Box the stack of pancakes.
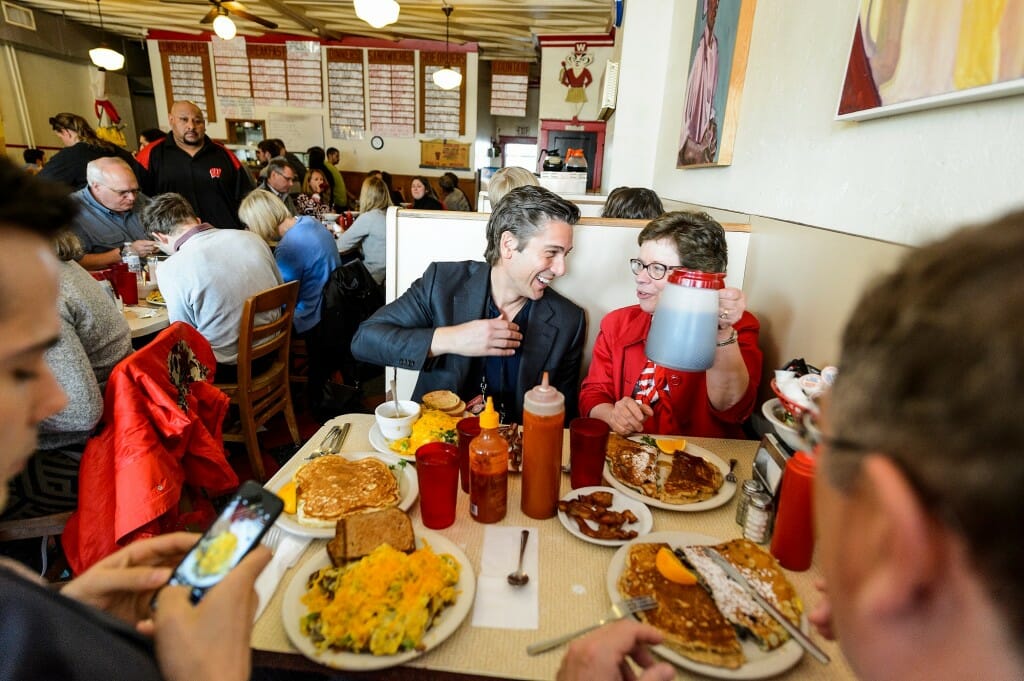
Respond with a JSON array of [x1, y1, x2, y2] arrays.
[[293, 455, 400, 527], [422, 390, 467, 417], [606, 433, 723, 504], [618, 538, 803, 669]]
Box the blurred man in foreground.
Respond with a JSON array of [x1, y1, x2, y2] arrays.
[[808, 210, 1024, 679], [0, 157, 268, 680]]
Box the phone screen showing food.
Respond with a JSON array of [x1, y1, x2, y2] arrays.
[[167, 480, 283, 603]]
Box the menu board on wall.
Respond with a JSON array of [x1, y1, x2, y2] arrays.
[[420, 52, 466, 137], [248, 44, 287, 106], [159, 41, 217, 122], [212, 35, 251, 99], [286, 41, 323, 108], [490, 61, 529, 117], [327, 48, 366, 138], [368, 50, 415, 138]]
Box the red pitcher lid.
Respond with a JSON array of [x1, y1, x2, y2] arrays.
[[666, 268, 725, 289]]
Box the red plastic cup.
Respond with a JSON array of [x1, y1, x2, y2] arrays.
[[415, 442, 460, 529], [569, 417, 610, 489], [456, 416, 481, 493], [117, 270, 139, 305]]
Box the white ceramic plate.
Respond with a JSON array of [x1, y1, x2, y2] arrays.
[[606, 531, 804, 680], [556, 485, 653, 547], [368, 422, 418, 460], [282, 532, 475, 671], [603, 437, 736, 512], [264, 446, 418, 539]]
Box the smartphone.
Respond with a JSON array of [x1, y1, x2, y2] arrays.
[[163, 480, 283, 604]]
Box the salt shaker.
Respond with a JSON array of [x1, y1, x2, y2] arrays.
[[735, 478, 765, 527], [743, 492, 774, 544]]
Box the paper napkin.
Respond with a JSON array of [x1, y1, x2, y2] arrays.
[[471, 525, 539, 630], [254, 533, 311, 622]]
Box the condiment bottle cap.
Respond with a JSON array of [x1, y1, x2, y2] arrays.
[[479, 396, 500, 429], [523, 371, 564, 416]]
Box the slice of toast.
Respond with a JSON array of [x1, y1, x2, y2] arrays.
[[618, 542, 744, 669], [327, 507, 415, 566], [681, 538, 803, 651]]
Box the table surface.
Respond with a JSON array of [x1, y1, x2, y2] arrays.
[[252, 414, 854, 680], [123, 301, 169, 339]]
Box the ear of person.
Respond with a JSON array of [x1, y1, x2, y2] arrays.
[[853, 455, 943, 620], [500, 231, 518, 258]]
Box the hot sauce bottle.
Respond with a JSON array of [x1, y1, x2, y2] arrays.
[[469, 397, 509, 523], [521, 371, 565, 519]]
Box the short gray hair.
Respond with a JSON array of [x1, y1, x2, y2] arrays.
[[483, 185, 579, 265], [143, 193, 197, 236]]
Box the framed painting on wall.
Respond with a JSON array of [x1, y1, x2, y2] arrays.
[[676, 0, 757, 168], [837, 0, 1024, 121]]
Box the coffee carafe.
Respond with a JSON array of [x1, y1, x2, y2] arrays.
[[539, 148, 563, 172]]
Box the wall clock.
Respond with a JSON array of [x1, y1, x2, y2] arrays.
[[370, 135, 384, 150]]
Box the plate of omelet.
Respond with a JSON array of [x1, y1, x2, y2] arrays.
[[282, 530, 475, 670]]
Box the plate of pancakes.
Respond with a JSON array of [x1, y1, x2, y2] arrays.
[[265, 432, 418, 539], [607, 531, 806, 679], [602, 434, 736, 511]]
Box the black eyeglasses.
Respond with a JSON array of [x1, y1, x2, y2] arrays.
[[629, 258, 683, 280], [98, 183, 141, 197]]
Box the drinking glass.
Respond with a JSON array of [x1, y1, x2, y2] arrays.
[[415, 442, 459, 529], [569, 417, 610, 489]]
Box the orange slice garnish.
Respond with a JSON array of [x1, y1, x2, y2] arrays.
[[655, 546, 697, 584], [277, 481, 297, 515], [655, 438, 686, 454]]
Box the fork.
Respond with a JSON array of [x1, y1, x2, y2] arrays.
[[261, 524, 284, 551], [726, 458, 738, 483], [526, 595, 657, 655], [305, 425, 341, 460]]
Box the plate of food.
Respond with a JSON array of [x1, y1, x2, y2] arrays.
[[264, 446, 418, 539], [369, 407, 460, 461], [603, 434, 735, 511], [557, 486, 653, 547], [282, 512, 475, 671], [145, 289, 166, 306], [607, 531, 805, 679]]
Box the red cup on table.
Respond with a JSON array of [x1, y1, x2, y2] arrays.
[[569, 417, 610, 489], [415, 442, 460, 529], [456, 416, 480, 493], [116, 270, 139, 305]]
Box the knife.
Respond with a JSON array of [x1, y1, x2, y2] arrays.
[[333, 422, 351, 453], [704, 548, 830, 665]]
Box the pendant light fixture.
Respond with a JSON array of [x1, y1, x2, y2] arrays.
[[354, 0, 400, 29], [432, 4, 462, 91], [88, 0, 125, 71], [213, 10, 237, 40]]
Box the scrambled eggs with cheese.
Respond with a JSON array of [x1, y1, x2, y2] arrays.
[[300, 542, 460, 656], [389, 409, 458, 456], [194, 531, 238, 577]]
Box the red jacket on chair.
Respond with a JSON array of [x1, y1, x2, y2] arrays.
[[63, 322, 239, 574]]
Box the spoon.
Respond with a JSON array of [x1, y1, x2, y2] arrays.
[[507, 529, 530, 587], [390, 377, 403, 417]]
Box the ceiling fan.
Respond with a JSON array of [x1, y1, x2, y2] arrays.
[[157, 0, 279, 30]]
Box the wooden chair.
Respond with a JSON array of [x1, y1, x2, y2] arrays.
[[0, 511, 73, 581], [215, 281, 301, 482]]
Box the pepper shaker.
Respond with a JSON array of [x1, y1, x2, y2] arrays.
[[735, 478, 765, 527]]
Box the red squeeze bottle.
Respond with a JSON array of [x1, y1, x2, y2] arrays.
[[469, 397, 509, 523], [521, 371, 565, 519], [769, 449, 816, 571]]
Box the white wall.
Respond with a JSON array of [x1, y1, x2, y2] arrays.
[[610, 0, 1024, 247], [147, 40, 478, 178]]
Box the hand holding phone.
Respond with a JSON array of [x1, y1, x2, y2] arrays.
[[162, 480, 283, 604]]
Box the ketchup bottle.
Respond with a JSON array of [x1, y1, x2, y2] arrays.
[[521, 371, 565, 519], [769, 449, 817, 570], [469, 397, 508, 523]]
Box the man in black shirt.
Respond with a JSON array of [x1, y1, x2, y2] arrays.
[[136, 101, 253, 229]]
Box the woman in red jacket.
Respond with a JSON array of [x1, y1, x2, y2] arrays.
[[578, 211, 761, 438]]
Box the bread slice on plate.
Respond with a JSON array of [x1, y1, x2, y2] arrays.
[[618, 542, 744, 669], [327, 507, 415, 565], [422, 390, 460, 412], [680, 538, 803, 651]]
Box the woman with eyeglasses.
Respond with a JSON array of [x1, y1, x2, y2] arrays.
[[579, 211, 761, 438]]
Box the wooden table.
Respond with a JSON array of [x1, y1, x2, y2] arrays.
[[251, 414, 854, 680], [123, 302, 169, 339]]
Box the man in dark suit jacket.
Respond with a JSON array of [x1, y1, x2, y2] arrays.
[[352, 185, 586, 422]]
